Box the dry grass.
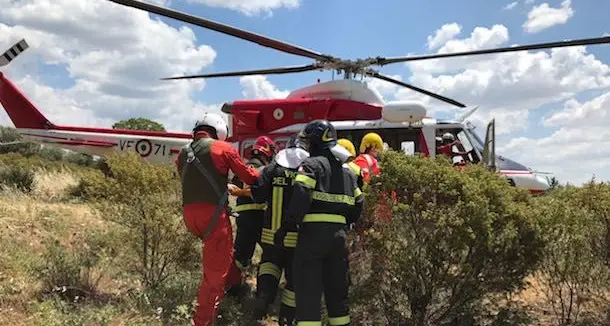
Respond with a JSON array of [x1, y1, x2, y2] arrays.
[[1, 167, 607, 326], [30, 168, 81, 202], [0, 168, 112, 324]]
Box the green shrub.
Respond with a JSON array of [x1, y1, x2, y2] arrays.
[[37, 232, 111, 302], [534, 181, 610, 325], [350, 151, 544, 325], [78, 152, 200, 289], [0, 165, 35, 192]]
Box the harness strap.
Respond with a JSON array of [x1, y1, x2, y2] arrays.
[[363, 154, 374, 173], [182, 140, 229, 239]]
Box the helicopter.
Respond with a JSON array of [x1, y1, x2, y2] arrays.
[[1, 0, 609, 193]]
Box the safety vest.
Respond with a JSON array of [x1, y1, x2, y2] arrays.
[[346, 161, 364, 189], [261, 162, 299, 248], [234, 157, 267, 213], [295, 156, 362, 225], [176, 138, 227, 205]]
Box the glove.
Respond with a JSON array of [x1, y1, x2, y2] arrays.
[[274, 222, 297, 247], [274, 226, 288, 247]]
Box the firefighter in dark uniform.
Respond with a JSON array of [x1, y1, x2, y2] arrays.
[[225, 136, 277, 296], [275, 120, 364, 326], [249, 134, 310, 325]]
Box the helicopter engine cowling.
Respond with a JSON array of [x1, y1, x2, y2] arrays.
[[381, 101, 427, 123]]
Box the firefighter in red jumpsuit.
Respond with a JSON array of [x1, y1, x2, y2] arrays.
[[176, 112, 260, 326], [353, 132, 382, 183], [437, 132, 470, 166]]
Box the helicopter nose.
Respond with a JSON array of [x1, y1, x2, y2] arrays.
[[533, 173, 551, 191]]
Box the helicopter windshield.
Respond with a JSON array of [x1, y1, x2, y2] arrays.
[[464, 125, 485, 152], [464, 123, 530, 171]]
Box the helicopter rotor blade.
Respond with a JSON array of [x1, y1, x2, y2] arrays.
[[105, 0, 333, 62], [161, 64, 321, 80], [376, 36, 610, 66], [368, 71, 467, 108]]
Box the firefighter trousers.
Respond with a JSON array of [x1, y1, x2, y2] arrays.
[[226, 211, 264, 290], [255, 243, 296, 324], [234, 211, 264, 268], [182, 203, 234, 326], [293, 223, 351, 326]]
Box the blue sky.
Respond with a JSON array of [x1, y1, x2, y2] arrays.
[[170, 0, 609, 104], [0, 0, 609, 184]]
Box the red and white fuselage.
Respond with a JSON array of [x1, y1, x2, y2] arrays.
[[0, 72, 549, 193]]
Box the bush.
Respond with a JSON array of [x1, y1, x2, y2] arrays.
[[350, 151, 544, 325], [37, 231, 113, 302], [534, 181, 610, 325], [0, 165, 35, 192], [1, 126, 101, 169], [77, 152, 200, 289]]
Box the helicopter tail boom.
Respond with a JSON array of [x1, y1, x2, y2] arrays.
[[0, 72, 56, 130]]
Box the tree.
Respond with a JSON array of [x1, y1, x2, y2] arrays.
[[547, 176, 561, 190], [534, 182, 610, 325], [350, 151, 544, 325], [112, 118, 166, 132]]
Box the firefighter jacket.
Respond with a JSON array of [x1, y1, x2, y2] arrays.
[[232, 157, 267, 214], [285, 153, 364, 227], [251, 161, 300, 248], [177, 137, 258, 205], [346, 161, 364, 190]]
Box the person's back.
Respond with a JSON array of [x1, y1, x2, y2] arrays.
[[337, 138, 364, 190], [276, 120, 363, 326], [249, 135, 308, 325], [353, 132, 383, 183], [176, 112, 260, 326], [226, 136, 276, 297]]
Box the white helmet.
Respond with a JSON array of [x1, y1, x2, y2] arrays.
[[442, 132, 455, 142], [193, 112, 228, 141]]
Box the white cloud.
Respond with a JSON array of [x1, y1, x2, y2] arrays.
[[427, 23, 462, 50], [384, 22, 610, 184], [363, 74, 403, 102], [542, 91, 610, 128], [523, 0, 574, 33], [0, 0, 222, 132], [185, 0, 300, 16], [394, 23, 609, 136], [239, 75, 290, 99], [499, 91, 610, 184], [503, 1, 518, 10]]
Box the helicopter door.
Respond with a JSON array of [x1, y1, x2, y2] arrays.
[[482, 119, 496, 171]]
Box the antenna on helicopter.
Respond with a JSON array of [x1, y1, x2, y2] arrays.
[[457, 106, 479, 122], [0, 39, 29, 68]]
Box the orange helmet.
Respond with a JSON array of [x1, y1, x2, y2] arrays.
[[252, 136, 276, 159]]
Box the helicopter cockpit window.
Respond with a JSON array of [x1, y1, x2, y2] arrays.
[[436, 128, 479, 164], [240, 136, 290, 159], [401, 141, 415, 156], [336, 128, 422, 155]]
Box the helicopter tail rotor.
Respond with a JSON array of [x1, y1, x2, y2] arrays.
[[0, 39, 29, 68]]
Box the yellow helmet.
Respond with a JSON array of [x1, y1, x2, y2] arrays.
[[337, 138, 356, 157], [360, 132, 383, 153]]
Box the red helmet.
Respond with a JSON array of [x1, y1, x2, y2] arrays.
[[252, 136, 276, 159]]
